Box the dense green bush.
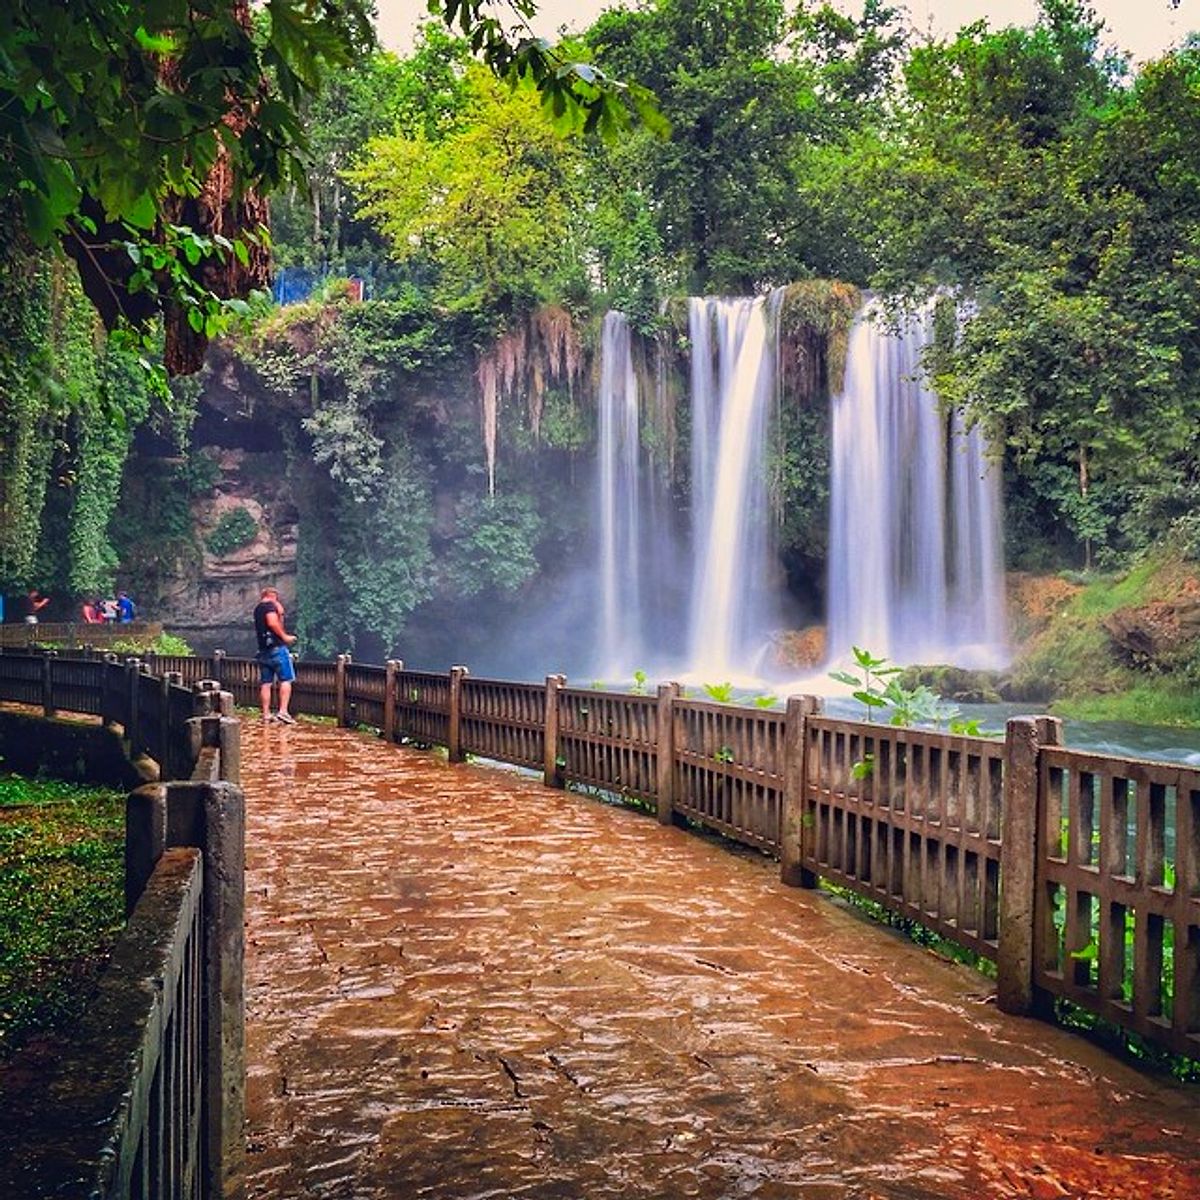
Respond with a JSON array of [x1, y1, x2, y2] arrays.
[[205, 507, 258, 557]]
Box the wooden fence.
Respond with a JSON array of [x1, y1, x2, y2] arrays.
[[0, 650, 244, 1200], [4, 647, 1196, 1066]]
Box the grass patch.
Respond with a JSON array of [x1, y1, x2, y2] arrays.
[[0, 774, 125, 1060], [1070, 557, 1167, 619], [1052, 684, 1200, 728]]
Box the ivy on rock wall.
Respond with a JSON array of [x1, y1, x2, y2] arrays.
[[0, 243, 56, 586], [0, 236, 158, 597], [221, 288, 597, 661]]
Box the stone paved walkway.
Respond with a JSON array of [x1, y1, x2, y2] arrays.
[[241, 719, 1200, 1199]]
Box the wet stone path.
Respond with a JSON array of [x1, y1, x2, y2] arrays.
[[241, 720, 1200, 1199]]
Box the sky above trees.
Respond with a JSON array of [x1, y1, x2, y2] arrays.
[[376, 0, 1196, 63]]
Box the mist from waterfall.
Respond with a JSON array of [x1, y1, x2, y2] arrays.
[[826, 303, 1008, 669]]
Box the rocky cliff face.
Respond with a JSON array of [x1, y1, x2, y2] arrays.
[[153, 447, 298, 653]]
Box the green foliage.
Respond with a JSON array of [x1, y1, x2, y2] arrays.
[[68, 341, 155, 594], [0, 779, 124, 1059], [0, 247, 58, 588], [703, 682, 736, 703], [0, 243, 160, 596], [294, 439, 436, 656], [831, 646, 971, 728], [443, 494, 542, 599], [205, 508, 259, 558], [836, 5, 1200, 568], [537, 389, 591, 453], [829, 645, 901, 722], [106, 632, 194, 656], [347, 65, 587, 317], [1, 0, 374, 357]]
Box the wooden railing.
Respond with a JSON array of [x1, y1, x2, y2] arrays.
[[802, 718, 1007, 962], [0, 650, 244, 1200], [5, 646, 1195, 1067], [1034, 740, 1200, 1059]]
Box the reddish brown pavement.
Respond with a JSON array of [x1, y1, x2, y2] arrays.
[[241, 719, 1200, 1200]]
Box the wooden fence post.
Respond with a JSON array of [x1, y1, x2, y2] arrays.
[[160, 670, 181, 775], [655, 682, 681, 825], [781, 695, 821, 887], [997, 714, 1063, 1015], [100, 652, 119, 727], [41, 650, 56, 718], [384, 659, 401, 743], [543, 673, 566, 787], [125, 657, 142, 754], [448, 665, 468, 762], [335, 653, 350, 727]]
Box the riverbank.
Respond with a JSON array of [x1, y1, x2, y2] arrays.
[[1006, 551, 1200, 728]]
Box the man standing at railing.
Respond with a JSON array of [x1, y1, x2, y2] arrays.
[[254, 585, 298, 723]]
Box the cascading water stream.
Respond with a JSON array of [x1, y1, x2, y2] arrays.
[[597, 312, 643, 671], [686, 295, 780, 679], [594, 294, 1005, 683], [826, 303, 1008, 668]]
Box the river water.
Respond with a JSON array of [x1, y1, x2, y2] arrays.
[[818, 696, 1200, 766]]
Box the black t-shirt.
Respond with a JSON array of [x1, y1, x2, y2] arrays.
[[254, 600, 282, 652]]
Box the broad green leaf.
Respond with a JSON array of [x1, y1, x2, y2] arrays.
[[125, 191, 157, 230]]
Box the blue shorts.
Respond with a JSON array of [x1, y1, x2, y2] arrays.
[[257, 646, 295, 684]]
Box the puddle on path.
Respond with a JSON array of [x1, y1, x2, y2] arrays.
[[242, 720, 1200, 1199]]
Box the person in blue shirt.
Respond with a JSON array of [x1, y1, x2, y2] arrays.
[[116, 591, 136, 622]]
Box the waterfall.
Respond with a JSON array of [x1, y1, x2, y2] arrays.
[[594, 297, 784, 681], [686, 295, 780, 678], [597, 312, 643, 670], [826, 303, 1008, 669]]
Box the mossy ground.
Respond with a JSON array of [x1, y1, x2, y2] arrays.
[[0, 775, 124, 1060], [1009, 551, 1200, 728]]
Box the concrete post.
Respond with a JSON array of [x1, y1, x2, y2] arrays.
[[193, 681, 220, 716], [218, 716, 241, 785], [335, 654, 350, 727], [997, 714, 1063, 1015], [543, 674, 566, 787], [447, 665, 468, 763], [124, 783, 166, 916], [41, 650, 56, 718], [781, 695, 822, 887], [383, 660, 401, 743], [212, 649, 226, 690], [165, 780, 245, 1200], [655, 682, 681, 825]]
